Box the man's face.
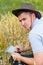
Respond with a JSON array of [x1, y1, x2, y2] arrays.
[[18, 12, 32, 30]]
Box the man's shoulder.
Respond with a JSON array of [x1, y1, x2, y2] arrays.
[[39, 17, 43, 23], [29, 17, 43, 35], [41, 17, 43, 20]]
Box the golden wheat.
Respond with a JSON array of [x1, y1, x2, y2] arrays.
[[0, 12, 30, 65]]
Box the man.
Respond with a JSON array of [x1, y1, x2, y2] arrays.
[[11, 3, 43, 65]]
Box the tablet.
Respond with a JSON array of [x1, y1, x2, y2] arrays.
[[5, 45, 17, 53]]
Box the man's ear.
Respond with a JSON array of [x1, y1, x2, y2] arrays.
[[32, 13, 36, 20], [31, 13, 36, 22], [32, 13, 36, 18]]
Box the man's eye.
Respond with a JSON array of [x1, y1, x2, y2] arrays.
[[23, 18, 26, 20], [19, 18, 26, 22], [19, 20, 22, 22]]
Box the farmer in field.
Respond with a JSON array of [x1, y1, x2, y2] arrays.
[[11, 3, 43, 65]]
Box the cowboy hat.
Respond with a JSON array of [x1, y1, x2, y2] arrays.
[[12, 3, 41, 19]]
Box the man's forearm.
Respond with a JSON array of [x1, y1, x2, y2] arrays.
[[20, 56, 34, 65]]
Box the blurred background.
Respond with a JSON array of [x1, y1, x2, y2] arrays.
[[0, 0, 43, 14], [0, 0, 43, 65]]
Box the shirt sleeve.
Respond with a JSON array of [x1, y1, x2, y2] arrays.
[[29, 33, 43, 53]]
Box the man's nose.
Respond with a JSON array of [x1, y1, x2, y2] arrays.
[[21, 21, 24, 25]]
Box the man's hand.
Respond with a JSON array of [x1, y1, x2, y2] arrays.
[[11, 52, 22, 61], [15, 44, 31, 53], [11, 52, 34, 65], [15, 45, 24, 53]]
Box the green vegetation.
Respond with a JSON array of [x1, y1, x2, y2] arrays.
[[0, 0, 43, 14]]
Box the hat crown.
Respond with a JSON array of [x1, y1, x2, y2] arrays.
[[20, 3, 35, 11]]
